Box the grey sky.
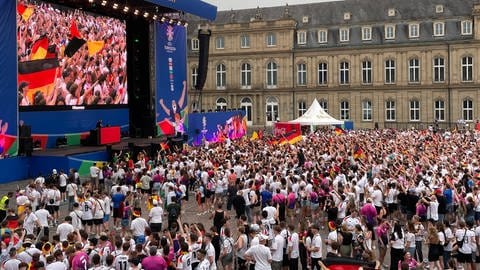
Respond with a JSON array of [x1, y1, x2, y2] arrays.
[[203, 0, 341, 11]]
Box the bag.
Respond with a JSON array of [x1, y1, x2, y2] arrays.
[[456, 230, 467, 249]]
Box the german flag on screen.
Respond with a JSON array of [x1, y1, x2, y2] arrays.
[[17, 3, 34, 21], [64, 37, 86, 57], [18, 58, 59, 104], [30, 36, 48, 60]]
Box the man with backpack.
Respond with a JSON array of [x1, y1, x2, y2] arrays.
[[166, 197, 181, 230]]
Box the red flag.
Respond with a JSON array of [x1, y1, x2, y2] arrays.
[[70, 19, 82, 39], [157, 120, 175, 136]]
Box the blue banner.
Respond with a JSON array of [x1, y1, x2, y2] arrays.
[[187, 111, 247, 146], [0, 0, 18, 156], [155, 22, 188, 136]]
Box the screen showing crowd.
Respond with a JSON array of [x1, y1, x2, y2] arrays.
[[17, 1, 127, 107]]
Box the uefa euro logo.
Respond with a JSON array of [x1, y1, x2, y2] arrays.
[[166, 25, 174, 42]]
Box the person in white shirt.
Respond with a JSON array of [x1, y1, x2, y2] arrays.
[[91, 193, 105, 235], [309, 224, 322, 270], [390, 223, 405, 270], [58, 171, 68, 202], [455, 221, 476, 269], [66, 180, 77, 211], [270, 225, 285, 270], [196, 249, 210, 270], [102, 192, 111, 232], [89, 163, 101, 189], [3, 248, 21, 270], [81, 195, 94, 234], [34, 203, 52, 239], [244, 234, 272, 270], [56, 216, 74, 242], [46, 249, 68, 270], [148, 200, 163, 233], [203, 233, 217, 270], [423, 195, 439, 222], [130, 213, 148, 245], [22, 205, 40, 235], [69, 203, 83, 230], [287, 224, 299, 270]]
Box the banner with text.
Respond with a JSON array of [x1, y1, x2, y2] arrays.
[[155, 22, 188, 136]]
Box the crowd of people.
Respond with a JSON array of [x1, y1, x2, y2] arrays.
[[17, 1, 127, 106], [2, 127, 480, 270]]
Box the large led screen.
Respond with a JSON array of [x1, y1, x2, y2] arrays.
[[17, 1, 127, 109]]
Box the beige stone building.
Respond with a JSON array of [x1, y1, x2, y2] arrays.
[[186, 0, 480, 129]]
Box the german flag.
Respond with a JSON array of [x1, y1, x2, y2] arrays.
[[18, 58, 59, 104], [30, 36, 48, 60], [87, 40, 104, 57], [334, 126, 345, 135], [353, 144, 365, 160], [64, 37, 86, 57], [17, 3, 34, 21]]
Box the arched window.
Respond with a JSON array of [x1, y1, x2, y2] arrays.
[[216, 97, 227, 111], [266, 97, 279, 125]]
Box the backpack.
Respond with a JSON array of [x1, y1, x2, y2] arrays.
[[168, 204, 179, 220]]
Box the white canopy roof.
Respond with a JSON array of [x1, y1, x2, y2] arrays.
[[289, 98, 344, 126]]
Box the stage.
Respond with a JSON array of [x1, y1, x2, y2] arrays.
[[32, 137, 168, 157], [0, 136, 183, 183]]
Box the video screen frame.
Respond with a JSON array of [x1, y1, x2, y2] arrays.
[[17, 1, 128, 110]]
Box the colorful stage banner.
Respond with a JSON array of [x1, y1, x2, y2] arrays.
[[0, 0, 18, 156], [155, 22, 188, 137], [187, 111, 247, 146]]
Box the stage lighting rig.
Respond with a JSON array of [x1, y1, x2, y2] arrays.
[[160, 16, 166, 22], [112, 3, 118, 9], [123, 6, 129, 12], [134, 9, 140, 15], [143, 12, 149, 18], [88, 0, 94, 3], [152, 15, 158, 20], [101, 0, 107, 6], [169, 19, 174, 24]]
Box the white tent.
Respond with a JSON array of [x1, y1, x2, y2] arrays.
[[289, 98, 344, 125]]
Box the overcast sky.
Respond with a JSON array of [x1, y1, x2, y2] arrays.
[[203, 0, 341, 11]]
